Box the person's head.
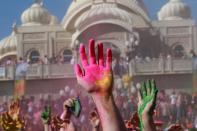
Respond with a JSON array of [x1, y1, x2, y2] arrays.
[[19, 57, 23, 61]]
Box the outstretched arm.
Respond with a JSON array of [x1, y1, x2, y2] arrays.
[[41, 106, 52, 131], [137, 80, 158, 131], [75, 39, 127, 131], [60, 98, 76, 131]]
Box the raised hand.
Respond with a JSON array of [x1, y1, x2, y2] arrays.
[[63, 97, 81, 118], [51, 99, 76, 131], [61, 98, 76, 131], [0, 99, 25, 131], [75, 39, 113, 97], [41, 106, 51, 125], [8, 99, 20, 121], [74, 39, 126, 131], [89, 110, 100, 130], [137, 80, 158, 131]]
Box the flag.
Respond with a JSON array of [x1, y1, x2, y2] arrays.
[[14, 79, 26, 97], [14, 62, 28, 97]]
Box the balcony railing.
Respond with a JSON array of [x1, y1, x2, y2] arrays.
[[0, 64, 75, 81], [131, 58, 193, 75], [0, 58, 194, 81]]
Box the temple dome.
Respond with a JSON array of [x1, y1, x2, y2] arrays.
[[0, 32, 17, 58], [158, 0, 191, 20], [21, 3, 53, 26], [62, 0, 150, 30], [75, 3, 133, 29], [66, 0, 148, 17]]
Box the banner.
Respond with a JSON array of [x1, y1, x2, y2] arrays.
[[14, 62, 28, 97], [14, 79, 26, 97]]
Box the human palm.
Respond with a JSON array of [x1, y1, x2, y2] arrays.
[[41, 106, 51, 124], [75, 39, 113, 96], [90, 111, 100, 128], [8, 100, 20, 121], [137, 80, 158, 130], [1, 99, 25, 131]]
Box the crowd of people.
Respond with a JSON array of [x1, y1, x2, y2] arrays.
[[0, 87, 197, 131], [113, 80, 197, 130], [0, 87, 97, 131], [0, 54, 74, 67], [0, 39, 197, 131]]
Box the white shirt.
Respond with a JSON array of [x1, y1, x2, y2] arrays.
[[170, 94, 177, 105]]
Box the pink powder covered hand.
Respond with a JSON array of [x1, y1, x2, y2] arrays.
[[75, 39, 127, 131], [75, 39, 113, 97]]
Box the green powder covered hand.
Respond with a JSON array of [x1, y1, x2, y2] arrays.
[[41, 106, 51, 124], [137, 80, 158, 131], [69, 97, 81, 118]]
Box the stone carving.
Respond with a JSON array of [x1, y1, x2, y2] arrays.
[[167, 27, 190, 34], [23, 33, 46, 40]]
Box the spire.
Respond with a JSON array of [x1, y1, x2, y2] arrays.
[[12, 22, 17, 34], [33, 0, 43, 4], [170, 0, 182, 2]]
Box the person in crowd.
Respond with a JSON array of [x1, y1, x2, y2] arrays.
[[44, 55, 49, 65], [5, 58, 13, 66], [169, 91, 177, 123], [18, 57, 24, 64]]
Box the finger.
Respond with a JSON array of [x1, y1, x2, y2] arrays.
[[98, 43, 104, 66], [79, 44, 88, 67], [151, 79, 158, 105], [137, 90, 142, 102], [89, 39, 96, 65], [141, 82, 147, 98], [151, 79, 158, 96], [65, 99, 73, 107], [153, 89, 158, 105], [74, 64, 83, 77], [70, 98, 76, 106], [68, 98, 76, 104], [106, 48, 112, 69], [146, 80, 151, 96]]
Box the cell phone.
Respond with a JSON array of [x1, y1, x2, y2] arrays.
[[69, 97, 81, 117]]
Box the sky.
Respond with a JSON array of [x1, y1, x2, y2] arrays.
[[0, 0, 196, 39]]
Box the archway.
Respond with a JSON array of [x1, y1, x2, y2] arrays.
[[172, 44, 185, 58], [28, 50, 40, 63], [62, 49, 73, 63]]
